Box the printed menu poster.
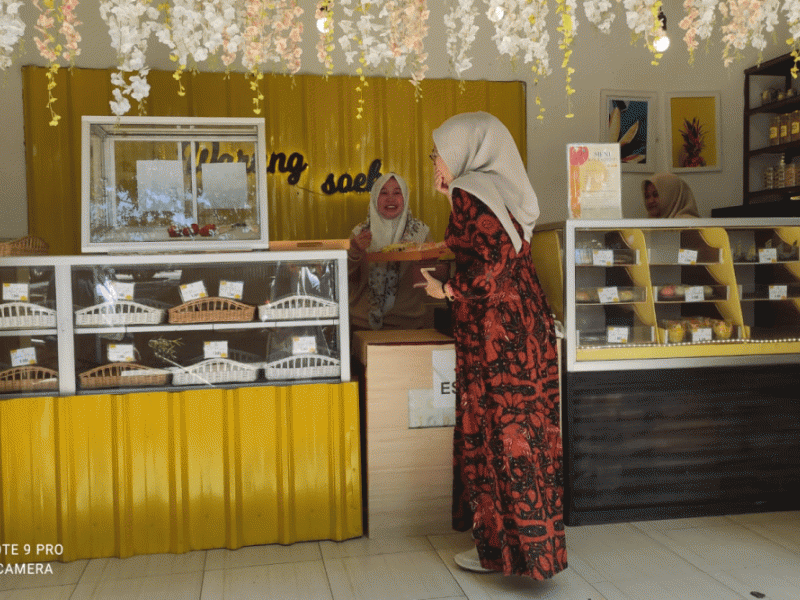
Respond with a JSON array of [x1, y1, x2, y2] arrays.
[[567, 143, 622, 219]]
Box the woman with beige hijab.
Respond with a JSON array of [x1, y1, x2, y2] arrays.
[[643, 173, 700, 218], [421, 112, 567, 579]]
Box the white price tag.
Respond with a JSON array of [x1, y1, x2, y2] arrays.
[[769, 285, 788, 300], [2, 282, 29, 302], [204, 340, 228, 359], [597, 287, 619, 303], [759, 248, 778, 263], [575, 249, 593, 265], [108, 344, 135, 362], [606, 326, 629, 344], [219, 280, 244, 300], [592, 250, 614, 266], [10, 347, 36, 366], [179, 281, 208, 302], [684, 286, 705, 302], [110, 281, 135, 300], [292, 336, 317, 355], [691, 328, 713, 342], [678, 249, 698, 265]]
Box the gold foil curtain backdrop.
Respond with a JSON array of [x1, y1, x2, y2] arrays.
[[22, 66, 525, 254]]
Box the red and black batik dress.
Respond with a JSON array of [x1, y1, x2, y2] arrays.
[[445, 188, 567, 579]]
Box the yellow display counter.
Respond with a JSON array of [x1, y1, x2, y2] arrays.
[[0, 383, 362, 563]]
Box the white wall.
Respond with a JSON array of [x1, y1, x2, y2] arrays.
[[0, 3, 792, 239]]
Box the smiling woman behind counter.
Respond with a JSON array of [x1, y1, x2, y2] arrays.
[[643, 173, 700, 218]]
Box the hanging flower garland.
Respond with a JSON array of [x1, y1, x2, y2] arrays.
[[621, 0, 664, 64], [382, 0, 429, 94], [100, 0, 161, 117], [0, 1, 24, 72], [33, 1, 81, 126], [679, 0, 717, 64], [556, 0, 578, 117], [444, 0, 478, 78], [784, 0, 800, 77], [156, 0, 240, 96], [316, 0, 335, 74], [719, 0, 780, 67], [486, 1, 552, 119], [583, 0, 615, 33]]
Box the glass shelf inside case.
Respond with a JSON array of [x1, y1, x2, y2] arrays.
[[81, 116, 269, 253]]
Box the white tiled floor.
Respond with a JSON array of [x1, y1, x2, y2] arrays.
[[1, 511, 798, 600]]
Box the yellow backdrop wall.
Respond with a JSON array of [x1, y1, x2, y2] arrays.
[[22, 66, 526, 255]]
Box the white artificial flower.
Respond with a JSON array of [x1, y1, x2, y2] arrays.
[[0, 1, 25, 71]]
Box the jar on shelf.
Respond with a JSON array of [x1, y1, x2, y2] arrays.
[[776, 155, 787, 188], [764, 166, 775, 189], [781, 113, 792, 144], [778, 90, 787, 102], [786, 160, 797, 188], [770, 115, 781, 145], [792, 110, 800, 142], [762, 89, 774, 105]]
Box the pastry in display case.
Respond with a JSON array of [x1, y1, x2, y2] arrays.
[[0, 251, 350, 397], [81, 116, 269, 253], [530, 219, 800, 370]]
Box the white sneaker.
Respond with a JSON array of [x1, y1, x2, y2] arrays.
[[454, 547, 492, 573]]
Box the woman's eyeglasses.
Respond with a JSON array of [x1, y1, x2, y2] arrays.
[[429, 149, 439, 163]]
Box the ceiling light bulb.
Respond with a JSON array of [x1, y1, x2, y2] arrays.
[[489, 6, 504, 21], [316, 17, 328, 33], [654, 33, 670, 52]]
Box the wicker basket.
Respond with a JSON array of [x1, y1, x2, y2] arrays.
[[0, 365, 59, 392], [78, 363, 171, 389], [75, 300, 166, 327], [0, 302, 56, 329], [264, 354, 341, 380], [0, 236, 49, 257], [258, 294, 339, 321], [171, 358, 261, 386], [168, 297, 255, 324]]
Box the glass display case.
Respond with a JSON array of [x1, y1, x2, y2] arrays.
[[531, 218, 800, 526], [0, 250, 349, 397], [81, 116, 268, 253], [531, 219, 800, 371]]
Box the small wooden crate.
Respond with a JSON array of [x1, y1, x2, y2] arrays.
[[0, 302, 56, 329], [75, 301, 166, 327], [78, 363, 171, 389], [168, 297, 255, 324], [264, 354, 341, 380], [0, 236, 49, 257], [258, 294, 338, 321], [171, 358, 261, 386], [0, 365, 59, 392]]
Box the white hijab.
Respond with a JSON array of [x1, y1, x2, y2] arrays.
[[432, 111, 539, 253], [367, 173, 411, 251]]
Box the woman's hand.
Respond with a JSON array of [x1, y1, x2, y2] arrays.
[[349, 230, 372, 261], [421, 270, 447, 299]]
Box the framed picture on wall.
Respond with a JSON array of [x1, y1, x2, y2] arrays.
[[599, 90, 657, 173], [666, 92, 722, 173]]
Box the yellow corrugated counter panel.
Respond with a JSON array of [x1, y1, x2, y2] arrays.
[[577, 340, 800, 361], [0, 383, 361, 563]]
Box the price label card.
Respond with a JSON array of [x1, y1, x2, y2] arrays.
[[10, 347, 36, 366], [685, 286, 705, 302], [606, 326, 629, 344], [219, 280, 244, 300], [110, 281, 135, 300], [759, 248, 778, 263], [179, 281, 208, 302], [292, 336, 317, 355], [597, 287, 620, 303], [575, 249, 593, 265], [592, 250, 614, 266], [678, 249, 698, 265], [769, 285, 788, 300], [204, 340, 228, 359], [2, 282, 29, 302], [691, 328, 713, 343], [108, 344, 135, 362]]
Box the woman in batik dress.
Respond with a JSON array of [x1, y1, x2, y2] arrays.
[[421, 112, 567, 579]]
